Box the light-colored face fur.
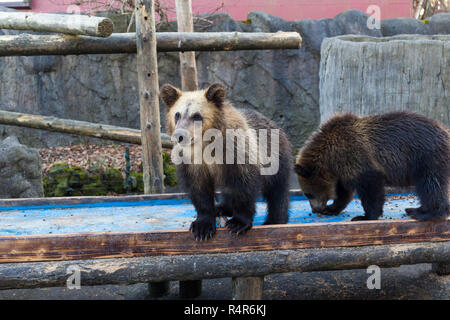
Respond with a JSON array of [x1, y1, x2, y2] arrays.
[[160, 83, 226, 145], [295, 155, 336, 213]]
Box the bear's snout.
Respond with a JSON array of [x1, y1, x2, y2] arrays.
[[172, 128, 192, 146]]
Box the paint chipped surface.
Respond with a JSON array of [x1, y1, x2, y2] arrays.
[[0, 194, 419, 236]]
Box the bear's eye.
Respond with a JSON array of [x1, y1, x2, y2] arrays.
[[192, 112, 203, 122], [304, 193, 315, 199], [175, 112, 181, 123]]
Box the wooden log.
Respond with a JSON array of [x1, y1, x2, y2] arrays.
[[135, 0, 165, 194], [0, 32, 302, 56], [0, 218, 448, 264], [232, 276, 264, 300], [0, 110, 173, 148], [0, 12, 114, 37], [175, 0, 198, 91], [0, 242, 448, 290]]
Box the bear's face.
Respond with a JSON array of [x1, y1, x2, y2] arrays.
[[160, 83, 226, 147], [295, 161, 336, 214]]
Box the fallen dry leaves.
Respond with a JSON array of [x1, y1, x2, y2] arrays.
[[39, 143, 144, 174]]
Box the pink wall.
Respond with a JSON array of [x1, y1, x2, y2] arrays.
[[23, 0, 414, 20]]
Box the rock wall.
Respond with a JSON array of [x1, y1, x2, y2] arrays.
[[0, 9, 448, 148]]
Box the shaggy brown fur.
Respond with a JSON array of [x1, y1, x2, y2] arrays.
[[161, 83, 293, 240], [295, 112, 450, 221]]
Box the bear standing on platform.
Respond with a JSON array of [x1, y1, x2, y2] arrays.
[[161, 83, 293, 240]]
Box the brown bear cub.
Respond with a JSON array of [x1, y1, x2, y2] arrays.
[[295, 111, 449, 221], [160, 83, 293, 240]]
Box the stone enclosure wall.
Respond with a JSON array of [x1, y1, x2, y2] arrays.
[[0, 9, 449, 149]]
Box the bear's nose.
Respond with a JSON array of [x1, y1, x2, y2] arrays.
[[172, 128, 191, 146]]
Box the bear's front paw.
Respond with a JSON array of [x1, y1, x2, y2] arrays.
[[225, 217, 252, 235], [189, 217, 216, 241]]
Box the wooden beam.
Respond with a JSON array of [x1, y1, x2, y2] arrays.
[[0, 242, 448, 290], [232, 276, 264, 300], [0, 12, 114, 37], [135, 0, 165, 194], [0, 32, 302, 56], [175, 0, 198, 91], [0, 110, 173, 148], [0, 218, 448, 264]]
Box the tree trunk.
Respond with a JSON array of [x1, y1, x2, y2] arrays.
[[319, 35, 449, 126]]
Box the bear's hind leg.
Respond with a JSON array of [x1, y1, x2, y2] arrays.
[[407, 169, 449, 221], [263, 182, 289, 225], [352, 169, 385, 221], [225, 192, 257, 235]]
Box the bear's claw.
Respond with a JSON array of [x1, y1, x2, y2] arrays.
[[190, 218, 216, 241]]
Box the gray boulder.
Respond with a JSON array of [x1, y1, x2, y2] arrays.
[[0, 136, 43, 198]]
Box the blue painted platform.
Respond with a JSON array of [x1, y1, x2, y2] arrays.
[[0, 194, 418, 236]]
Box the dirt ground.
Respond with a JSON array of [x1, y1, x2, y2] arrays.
[[0, 264, 448, 300]]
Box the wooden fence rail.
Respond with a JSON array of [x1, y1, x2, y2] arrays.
[[0, 110, 173, 148], [0, 31, 302, 56]]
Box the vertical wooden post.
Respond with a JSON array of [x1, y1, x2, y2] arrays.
[[135, 0, 165, 195], [175, 0, 198, 91], [135, 0, 167, 297], [175, 0, 201, 299], [232, 276, 264, 300]]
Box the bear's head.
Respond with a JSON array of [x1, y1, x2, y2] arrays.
[[160, 83, 226, 147], [294, 156, 336, 214]]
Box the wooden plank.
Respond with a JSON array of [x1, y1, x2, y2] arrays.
[[0, 241, 448, 289], [0, 12, 114, 37], [135, 0, 165, 194], [0, 192, 189, 208], [0, 188, 415, 209], [0, 32, 302, 56], [0, 110, 173, 149], [0, 218, 448, 264]]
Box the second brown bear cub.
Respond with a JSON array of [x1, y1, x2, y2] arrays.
[[295, 111, 449, 221]]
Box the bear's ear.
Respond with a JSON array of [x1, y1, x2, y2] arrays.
[[160, 84, 182, 108], [205, 83, 226, 107], [294, 163, 314, 178]]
